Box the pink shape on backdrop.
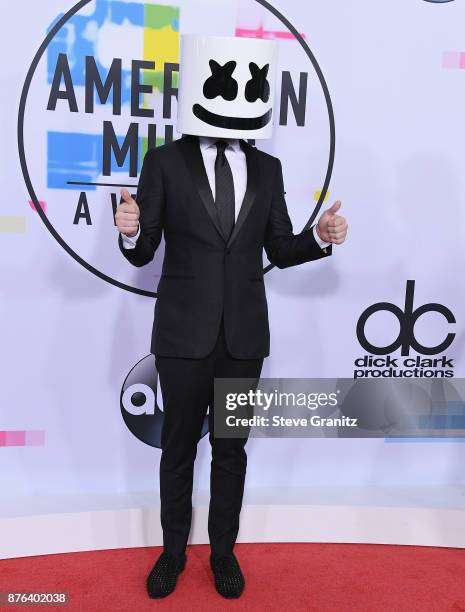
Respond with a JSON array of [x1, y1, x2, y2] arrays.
[[25, 430, 45, 446], [442, 51, 459, 68], [442, 51, 465, 69], [235, 26, 306, 40], [28, 200, 47, 213], [3, 431, 26, 446], [0, 430, 45, 447]]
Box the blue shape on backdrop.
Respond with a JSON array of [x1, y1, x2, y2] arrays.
[[47, 131, 143, 190], [46, 0, 143, 105]]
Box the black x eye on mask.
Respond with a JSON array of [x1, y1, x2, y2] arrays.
[[203, 59, 238, 101], [245, 62, 270, 103]]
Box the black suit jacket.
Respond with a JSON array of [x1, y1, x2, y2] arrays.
[[118, 135, 332, 358]]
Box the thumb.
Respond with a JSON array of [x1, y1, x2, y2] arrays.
[[120, 187, 135, 206], [327, 200, 341, 215]]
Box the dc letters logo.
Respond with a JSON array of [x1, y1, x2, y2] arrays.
[[120, 355, 208, 449], [355, 281, 456, 379]]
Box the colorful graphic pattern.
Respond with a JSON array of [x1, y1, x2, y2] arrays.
[[46, 0, 179, 190]]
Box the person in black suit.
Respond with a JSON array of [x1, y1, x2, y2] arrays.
[[116, 133, 348, 599]]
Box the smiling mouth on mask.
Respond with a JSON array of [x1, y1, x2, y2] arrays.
[[192, 104, 272, 130]]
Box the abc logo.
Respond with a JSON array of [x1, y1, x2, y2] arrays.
[[120, 355, 209, 449], [357, 280, 456, 356]]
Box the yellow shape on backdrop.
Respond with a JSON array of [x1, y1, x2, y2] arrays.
[[144, 24, 179, 73], [313, 190, 330, 202], [0, 216, 26, 233]]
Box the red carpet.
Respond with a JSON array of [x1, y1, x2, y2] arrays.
[[1, 543, 465, 611]]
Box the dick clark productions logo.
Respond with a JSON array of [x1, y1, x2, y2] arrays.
[[355, 281, 456, 379]]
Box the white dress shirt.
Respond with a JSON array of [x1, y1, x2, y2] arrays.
[[121, 136, 330, 250]]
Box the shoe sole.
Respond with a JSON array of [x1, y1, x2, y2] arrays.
[[215, 589, 243, 599]]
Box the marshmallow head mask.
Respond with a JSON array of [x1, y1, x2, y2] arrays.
[[177, 35, 277, 139]]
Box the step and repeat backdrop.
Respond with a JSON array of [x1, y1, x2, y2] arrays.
[[1, 0, 465, 550]]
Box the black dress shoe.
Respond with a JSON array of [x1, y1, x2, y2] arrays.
[[146, 551, 186, 598], [210, 553, 245, 598]]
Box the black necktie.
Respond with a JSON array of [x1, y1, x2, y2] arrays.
[[214, 140, 235, 241]]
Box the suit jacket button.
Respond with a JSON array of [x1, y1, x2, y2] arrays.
[[225, 248, 231, 255]]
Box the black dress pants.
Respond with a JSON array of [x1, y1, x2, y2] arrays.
[[155, 320, 264, 558]]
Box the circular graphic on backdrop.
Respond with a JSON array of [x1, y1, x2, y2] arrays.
[[121, 354, 209, 448], [18, 0, 335, 298]]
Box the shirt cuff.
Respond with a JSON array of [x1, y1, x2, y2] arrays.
[[312, 224, 331, 249], [120, 224, 140, 249]]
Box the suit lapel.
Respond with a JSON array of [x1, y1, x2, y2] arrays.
[[227, 139, 259, 248], [177, 134, 225, 241]]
